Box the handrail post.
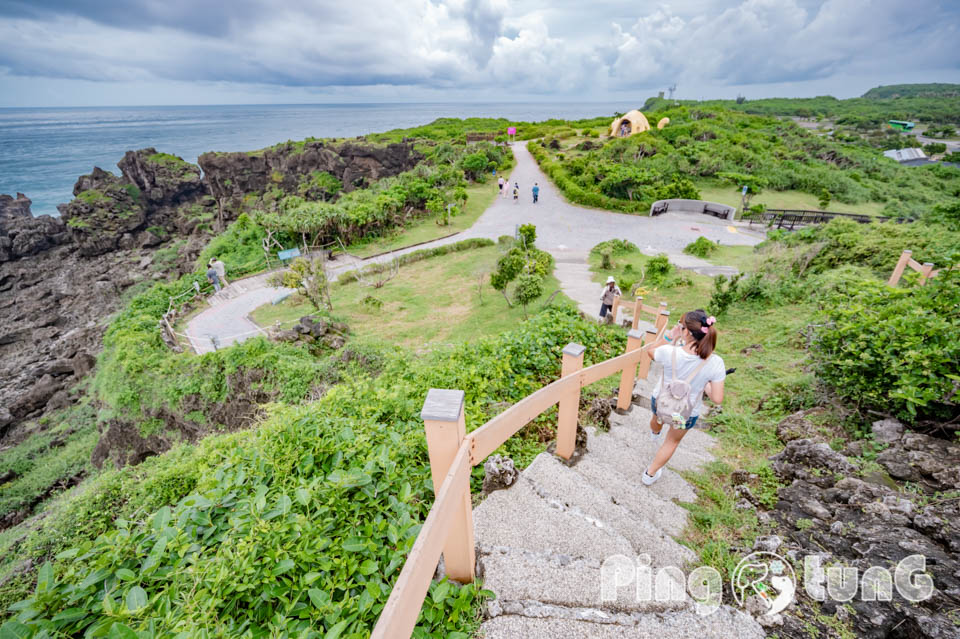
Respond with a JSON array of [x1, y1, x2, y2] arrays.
[[420, 389, 475, 584], [888, 250, 911, 286], [919, 262, 935, 286], [638, 328, 658, 380], [556, 343, 585, 460], [617, 329, 646, 410], [611, 294, 621, 324], [631, 297, 643, 330], [655, 304, 670, 334]]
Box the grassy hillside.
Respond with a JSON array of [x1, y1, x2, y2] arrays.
[[528, 104, 960, 219], [863, 83, 960, 99]]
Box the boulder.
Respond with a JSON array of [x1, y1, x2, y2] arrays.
[[482, 454, 519, 494], [57, 168, 147, 257], [775, 411, 818, 443], [117, 148, 204, 209], [871, 418, 904, 443], [770, 438, 855, 488]]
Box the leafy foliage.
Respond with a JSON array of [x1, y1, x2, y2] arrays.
[[2, 308, 624, 637], [269, 257, 332, 311], [684, 236, 719, 258], [812, 265, 960, 422]]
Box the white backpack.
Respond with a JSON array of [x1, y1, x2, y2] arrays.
[[656, 346, 709, 427]]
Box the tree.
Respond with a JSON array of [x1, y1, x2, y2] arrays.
[[518, 223, 537, 249], [513, 273, 544, 319], [269, 256, 332, 311], [460, 153, 491, 181]]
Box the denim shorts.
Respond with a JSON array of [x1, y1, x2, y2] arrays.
[[650, 396, 699, 430]]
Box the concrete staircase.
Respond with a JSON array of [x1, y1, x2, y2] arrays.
[[474, 395, 764, 638]]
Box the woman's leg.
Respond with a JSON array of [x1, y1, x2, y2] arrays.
[[649, 413, 661, 436], [647, 426, 690, 475]]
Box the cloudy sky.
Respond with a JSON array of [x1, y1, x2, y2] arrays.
[[0, 0, 958, 107]]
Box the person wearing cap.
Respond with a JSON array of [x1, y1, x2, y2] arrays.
[[599, 276, 621, 319]]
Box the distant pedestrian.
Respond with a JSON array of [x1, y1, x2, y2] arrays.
[[599, 276, 621, 320], [498, 176, 505, 196], [532, 182, 540, 204], [513, 183, 519, 203], [206, 266, 222, 293], [210, 258, 228, 286]]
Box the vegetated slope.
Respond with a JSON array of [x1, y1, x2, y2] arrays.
[[642, 92, 960, 126], [528, 104, 960, 219], [862, 83, 960, 99], [0, 307, 624, 637]]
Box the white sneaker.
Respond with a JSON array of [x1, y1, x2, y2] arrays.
[[641, 467, 662, 486]]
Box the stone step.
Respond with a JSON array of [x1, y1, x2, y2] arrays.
[[473, 475, 635, 561], [480, 605, 766, 639], [568, 457, 690, 538], [479, 546, 688, 615], [603, 417, 716, 474], [583, 429, 698, 503], [521, 454, 696, 568]]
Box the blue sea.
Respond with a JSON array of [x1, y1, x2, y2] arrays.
[[0, 102, 619, 216]]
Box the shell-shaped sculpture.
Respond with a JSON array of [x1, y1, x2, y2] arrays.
[[657, 117, 670, 130], [609, 110, 651, 137]]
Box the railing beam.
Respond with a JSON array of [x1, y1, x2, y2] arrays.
[[616, 329, 646, 410], [638, 328, 658, 380], [420, 389, 475, 584], [556, 343, 585, 460], [611, 294, 621, 325], [887, 250, 912, 286]]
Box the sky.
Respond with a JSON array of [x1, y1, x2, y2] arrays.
[[0, 0, 958, 107]]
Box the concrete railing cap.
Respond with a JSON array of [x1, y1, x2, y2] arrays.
[[562, 343, 586, 357], [421, 389, 465, 422], [627, 329, 645, 340]]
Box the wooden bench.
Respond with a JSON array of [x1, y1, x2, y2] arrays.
[[702, 204, 729, 219]]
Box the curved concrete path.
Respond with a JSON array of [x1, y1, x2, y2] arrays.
[[186, 142, 764, 350]]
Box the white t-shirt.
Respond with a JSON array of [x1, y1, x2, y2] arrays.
[[652, 345, 726, 416]]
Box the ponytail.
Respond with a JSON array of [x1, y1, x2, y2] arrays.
[[682, 309, 717, 359]]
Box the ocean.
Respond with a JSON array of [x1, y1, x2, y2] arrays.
[[0, 102, 620, 217]]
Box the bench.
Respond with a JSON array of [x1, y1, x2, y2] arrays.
[[651, 202, 669, 216], [703, 204, 729, 219]]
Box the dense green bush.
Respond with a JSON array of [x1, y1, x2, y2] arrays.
[[1, 308, 624, 637], [812, 266, 960, 422], [590, 239, 639, 256], [683, 236, 719, 258]]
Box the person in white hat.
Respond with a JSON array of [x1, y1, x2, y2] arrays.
[[599, 276, 621, 320]]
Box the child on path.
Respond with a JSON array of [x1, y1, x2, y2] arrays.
[[532, 182, 540, 203], [513, 182, 519, 203], [498, 176, 505, 196], [640, 309, 726, 486]]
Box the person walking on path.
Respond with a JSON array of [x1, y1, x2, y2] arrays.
[[641, 309, 726, 486], [498, 176, 505, 197], [210, 258, 228, 286], [532, 182, 540, 204], [599, 276, 621, 319], [206, 265, 222, 293], [513, 182, 519, 203]]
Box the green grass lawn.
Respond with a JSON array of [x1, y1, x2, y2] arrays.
[[346, 170, 513, 259], [251, 244, 574, 348], [697, 181, 886, 217]]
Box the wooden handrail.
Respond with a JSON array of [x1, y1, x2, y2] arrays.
[[370, 306, 667, 638], [370, 443, 473, 637]]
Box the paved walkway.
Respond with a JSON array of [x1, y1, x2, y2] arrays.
[[186, 142, 763, 349], [476, 376, 764, 637]]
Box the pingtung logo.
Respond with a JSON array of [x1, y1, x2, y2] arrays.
[[731, 552, 797, 616]]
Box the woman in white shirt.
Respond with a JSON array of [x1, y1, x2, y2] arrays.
[[641, 309, 726, 485]]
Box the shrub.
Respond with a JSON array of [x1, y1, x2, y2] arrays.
[[812, 266, 960, 422], [590, 239, 639, 256], [923, 142, 947, 155], [683, 236, 719, 258]]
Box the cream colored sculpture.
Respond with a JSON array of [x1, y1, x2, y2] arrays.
[[609, 110, 652, 137], [657, 117, 670, 129]]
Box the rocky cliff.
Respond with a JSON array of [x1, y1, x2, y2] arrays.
[[0, 139, 420, 447], [199, 140, 421, 203]]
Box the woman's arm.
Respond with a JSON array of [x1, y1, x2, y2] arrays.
[[643, 321, 682, 360], [704, 379, 724, 404]]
